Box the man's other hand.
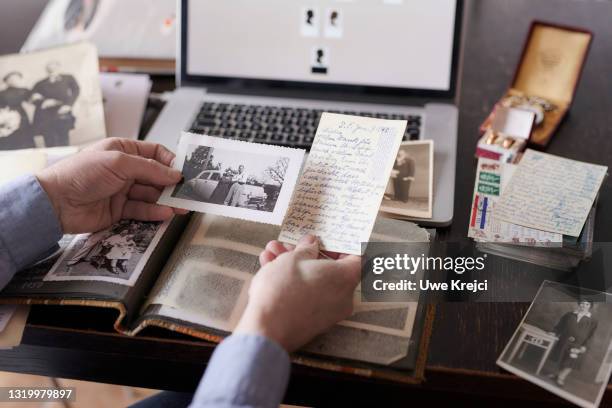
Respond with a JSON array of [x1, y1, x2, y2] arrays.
[[235, 235, 361, 352]]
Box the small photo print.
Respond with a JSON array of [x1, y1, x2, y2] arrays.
[[300, 6, 319, 37], [380, 140, 434, 219], [311, 46, 329, 75], [44, 220, 168, 286], [158, 132, 305, 225], [497, 281, 612, 408], [0, 42, 105, 150], [324, 8, 343, 38]]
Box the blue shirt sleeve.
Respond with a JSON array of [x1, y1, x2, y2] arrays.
[[0, 175, 63, 286], [190, 334, 291, 408]]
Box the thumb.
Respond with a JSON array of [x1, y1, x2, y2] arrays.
[[292, 234, 320, 261], [111, 152, 182, 186], [336, 255, 362, 287]]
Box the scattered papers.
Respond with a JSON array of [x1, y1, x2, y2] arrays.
[[100, 73, 151, 139], [158, 132, 305, 225], [0, 146, 78, 184], [279, 113, 406, 254], [495, 150, 607, 237], [468, 158, 562, 244]]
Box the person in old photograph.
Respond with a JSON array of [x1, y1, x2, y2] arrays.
[[0, 136, 360, 408], [66, 228, 109, 268], [305, 9, 314, 25], [31, 60, 80, 147], [0, 71, 34, 149], [392, 149, 416, 202], [381, 141, 433, 218], [547, 300, 598, 387], [209, 169, 235, 204], [101, 227, 137, 274], [224, 165, 249, 206]]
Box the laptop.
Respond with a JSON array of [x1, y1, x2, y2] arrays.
[[146, 0, 464, 226]]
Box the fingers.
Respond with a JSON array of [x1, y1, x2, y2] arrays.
[[122, 200, 176, 221], [335, 255, 362, 287], [259, 250, 276, 267], [110, 152, 182, 187], [91, 138, 176, 167], [292, 234, 320, 261], [128, 184, 162, 203]]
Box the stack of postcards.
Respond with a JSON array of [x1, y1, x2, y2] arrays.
[[468, 150, 607, 271]]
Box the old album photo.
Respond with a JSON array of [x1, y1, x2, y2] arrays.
[[380, 140, 434, 219], [44, 220, 169, 286], [0, 42, 105, 150], [497, 281, 612, 408], [158, 132, 305, 225]]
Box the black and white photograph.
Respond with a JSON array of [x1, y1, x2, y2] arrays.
[[311, 46, 329, 75], [498, 281, 612, 408], [0, 42, 105, 150], [44, 219, 168, 286], [324, 8, 343, 38], [300, 6, 319, 37], [380, 140, 434, 219], [158, 132, 305, 225]]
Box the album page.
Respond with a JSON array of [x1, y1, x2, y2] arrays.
[[139, 213, 430, 367]]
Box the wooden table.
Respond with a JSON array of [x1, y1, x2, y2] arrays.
[[1, 0, 611, 406]]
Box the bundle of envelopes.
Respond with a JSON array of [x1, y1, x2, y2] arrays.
[[468, 150, 607, 270]]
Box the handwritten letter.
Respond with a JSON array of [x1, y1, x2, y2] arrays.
[[494, 149, 608, 237], [279, 113, 406, 254]]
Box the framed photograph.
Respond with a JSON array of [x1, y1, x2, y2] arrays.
[[380, 140, 434, 219], [497, 281, 612, 408], [158, 132, 305, 225], [44, 219, 169, 286], [0, 42, 105, 150]]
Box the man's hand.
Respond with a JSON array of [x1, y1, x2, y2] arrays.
[[234, 235, 361, 352], [37, 137, 186, 234]]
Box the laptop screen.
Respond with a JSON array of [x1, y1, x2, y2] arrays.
[[184, 0, 459, 94]]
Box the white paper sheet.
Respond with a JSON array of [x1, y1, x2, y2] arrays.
[[279, 113, 406, 254], [100, 73, 151, 139], [494, 150, 608, 237]]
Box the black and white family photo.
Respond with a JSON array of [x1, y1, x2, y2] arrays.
[[498, 281, 612, 408], [0, 42, 105, 150], [44, 220, 165, 286], [172, 145, 289, 212], [158, 133, 304, 225], [381, 140, 434, 219]]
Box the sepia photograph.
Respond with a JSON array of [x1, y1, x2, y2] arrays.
[[0, 42, 105, 150], [498, 281, 612, 408], [44, 219, 168, 286], [380, 140, 434, 219], [158, 132, 305, 225]]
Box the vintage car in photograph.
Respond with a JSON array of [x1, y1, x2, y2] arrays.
[[185, 169, 267, 209]]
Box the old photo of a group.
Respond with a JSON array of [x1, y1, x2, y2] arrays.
[[158, 132, 305, 225], [0, 42, 105, 150]]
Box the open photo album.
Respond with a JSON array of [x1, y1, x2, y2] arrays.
[[0, 213, 433, 383]]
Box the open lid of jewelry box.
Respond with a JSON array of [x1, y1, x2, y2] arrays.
[[511, 21, 592, 107]]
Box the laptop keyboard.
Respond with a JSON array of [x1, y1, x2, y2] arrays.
[[189, 102, 422, 148]]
